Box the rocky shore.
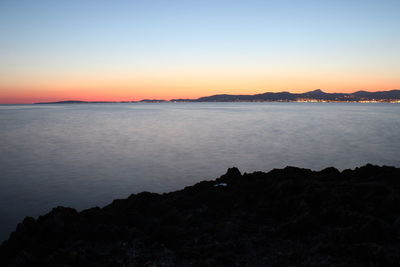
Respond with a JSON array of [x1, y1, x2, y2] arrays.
[[1, 164, 400, 266]]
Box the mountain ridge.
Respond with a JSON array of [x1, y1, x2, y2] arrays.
[[33, 89, 400, 104], [172, 89, 400, 102]]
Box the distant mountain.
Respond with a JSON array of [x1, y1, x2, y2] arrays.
[[171, 89, 400, 102]]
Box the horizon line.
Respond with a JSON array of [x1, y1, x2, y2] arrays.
[[1, 88, 400, 105]]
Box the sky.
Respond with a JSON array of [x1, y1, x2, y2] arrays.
[[0, 0, 399, 103]]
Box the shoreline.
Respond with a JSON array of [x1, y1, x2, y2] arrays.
[[1, 164, 400, 266]]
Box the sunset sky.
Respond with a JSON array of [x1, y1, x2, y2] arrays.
[[1, 0, 399, 103]]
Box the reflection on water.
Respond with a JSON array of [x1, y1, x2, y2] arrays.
[[1, 102, 400, 240]]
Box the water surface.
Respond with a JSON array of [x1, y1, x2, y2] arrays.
[[1, 102, 400, 241]]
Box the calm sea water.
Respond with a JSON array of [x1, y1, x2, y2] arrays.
[[1, 102, 400, 241]]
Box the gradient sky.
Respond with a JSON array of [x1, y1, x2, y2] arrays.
[[1, 0, 399, 103]]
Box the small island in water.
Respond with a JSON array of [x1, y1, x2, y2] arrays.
[[1, 164, 400, 266]]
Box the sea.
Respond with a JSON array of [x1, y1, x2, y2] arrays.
[[1, 102, 400, 241]]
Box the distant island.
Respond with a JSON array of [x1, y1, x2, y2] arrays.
[[35, 100, 131, 104], [35, 89, 400, 104], [139, 99, 167, 103]]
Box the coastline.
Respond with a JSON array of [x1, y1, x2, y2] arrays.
[[1, 164, 400, 266]]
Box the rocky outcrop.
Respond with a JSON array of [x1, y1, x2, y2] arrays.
[[1, 164, 400, 266]]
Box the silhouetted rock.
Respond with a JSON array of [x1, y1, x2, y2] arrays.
[[218, 167, 241, 181], [1, 165, 400, 266]]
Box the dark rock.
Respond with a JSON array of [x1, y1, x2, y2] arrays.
[[1, 165, 400, 266], [218, 167, 241, 180]]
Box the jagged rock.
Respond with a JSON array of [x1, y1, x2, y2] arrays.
[[1, 164, 400, 266]]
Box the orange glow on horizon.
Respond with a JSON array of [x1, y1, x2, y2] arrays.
[[1, 72, 399, 104], [2, 86, 400, 104]]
